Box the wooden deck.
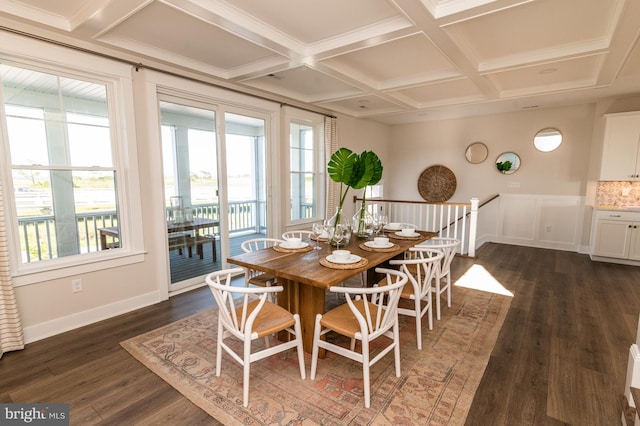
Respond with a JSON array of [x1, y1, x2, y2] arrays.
[[169, 233, 263, 283]]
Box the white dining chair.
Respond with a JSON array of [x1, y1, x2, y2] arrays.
[[206, 268, 306, 408], [414, 237, 461, 320], [384, 222, 417, 232], [240, 238, 285, 297], [282, 230, 315, 241], [310, 267, 408, 408], [382, 248, 443, 350]]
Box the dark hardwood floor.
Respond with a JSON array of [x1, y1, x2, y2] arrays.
[[465, 243, 640, 426], [1, 243, 639, 425]]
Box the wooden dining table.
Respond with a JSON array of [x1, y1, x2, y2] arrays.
[[227, 230, 435, 353]]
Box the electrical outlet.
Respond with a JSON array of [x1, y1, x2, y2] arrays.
[[71, 278, 82, 293], [545, 226, 552, 232]]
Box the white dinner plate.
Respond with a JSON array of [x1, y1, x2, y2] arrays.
[[364, 241, 394, 249], [326, 254, 361, 264], [384, 225, 401, 231], [280, 242, 309, 249], [395, 231, 420, 237]]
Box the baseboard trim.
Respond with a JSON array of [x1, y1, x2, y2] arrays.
[[622, 394, 636, 426], [23, 290, 163, 344]]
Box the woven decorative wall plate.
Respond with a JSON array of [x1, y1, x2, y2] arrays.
[[417, 165, 457, 202]]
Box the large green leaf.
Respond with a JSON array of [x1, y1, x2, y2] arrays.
[[327, 148, 383, 214], [327, 148, 358, 184], [351, 151, 383, 189]]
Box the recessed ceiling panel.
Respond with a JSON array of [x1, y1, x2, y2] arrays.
[[445, 0, 620, 67], [619, 38, 640, 78], [486, 55, 604, 95], [324, 34, 459, 85], [221, 0, 401, 43], [243, 67, 363, 101], [319, 95, 406, 116], [390, 78, 485, 105], [5, 0, 86, 18], [105, 2, 279, 70]]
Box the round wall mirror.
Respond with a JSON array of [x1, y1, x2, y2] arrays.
[[496, 152, 521, 174], [465, 142, 488, 164], [534, 128, 562, 152]]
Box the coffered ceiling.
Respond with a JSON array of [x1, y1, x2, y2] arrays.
[[0, 0, 639, 124]]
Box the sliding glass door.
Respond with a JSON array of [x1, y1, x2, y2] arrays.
[[158, 100, 270, 288], [225, 112, 267, 240], [160, 101, 220, 286]]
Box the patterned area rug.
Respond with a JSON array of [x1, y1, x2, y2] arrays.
[[121, 286, 511, 425]]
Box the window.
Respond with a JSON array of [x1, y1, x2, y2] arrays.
[[1, 64, 121, 266], [289, 120, 323, 222]]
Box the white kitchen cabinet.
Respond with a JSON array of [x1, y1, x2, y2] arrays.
[[600, 112, 640, 181], [591, 210, 640, 260]]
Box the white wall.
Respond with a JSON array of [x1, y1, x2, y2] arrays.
[[385, 104, 597, 251], [333, 114, 391, 219], [386, 104, 596, 203]]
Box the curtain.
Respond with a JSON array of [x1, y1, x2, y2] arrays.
[[0, 180, 24, 358], [324, 116, 339, 218]]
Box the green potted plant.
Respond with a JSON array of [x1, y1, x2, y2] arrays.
[[497, 160, 513, 173], [327, 148, 383, 242]]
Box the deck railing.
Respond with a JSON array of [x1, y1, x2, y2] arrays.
[[18, 200, 262, 262], [354, 197, 479, 257]]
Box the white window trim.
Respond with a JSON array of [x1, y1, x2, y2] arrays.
[[0, 32, 145, 286], [284, 106, 325, 226]]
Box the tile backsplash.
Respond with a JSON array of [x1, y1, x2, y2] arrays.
[[596, 181, 640, 207]]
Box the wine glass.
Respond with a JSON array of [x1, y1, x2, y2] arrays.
[[332, 224, 346, 250], [372, 215, 383, 237], [312, 221, 324, 250], [378, 214, 388, 235]]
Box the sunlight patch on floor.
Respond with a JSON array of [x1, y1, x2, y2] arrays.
[[454, 264, 514, 297]]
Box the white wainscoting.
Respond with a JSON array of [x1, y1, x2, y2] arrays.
[[478, 194, 585, 252]]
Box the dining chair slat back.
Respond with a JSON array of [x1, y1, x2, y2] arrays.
[[240, 238, 285, 298], [413, 237, 461, 320], [310, 267, 408, 408], [387, 248, 443, 350], [206, 268, 306, 408], [282, 230, 314, 241]]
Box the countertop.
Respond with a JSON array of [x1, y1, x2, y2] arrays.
[[596, 206, 640, 212]]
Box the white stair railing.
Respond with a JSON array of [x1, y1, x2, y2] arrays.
[[354, 197, 479, 257]]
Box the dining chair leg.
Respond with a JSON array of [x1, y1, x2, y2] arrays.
[[415, 298, 423, 351], [310, 314, 322, 380], [243, 339, 251, 407], [434, 280, 442, 320], [293, 314, 306, 379], [216, 322, 223, 376], [427, 295, 433, 331], [362, 339, 371, 408], [393, 322, 401, 378]]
